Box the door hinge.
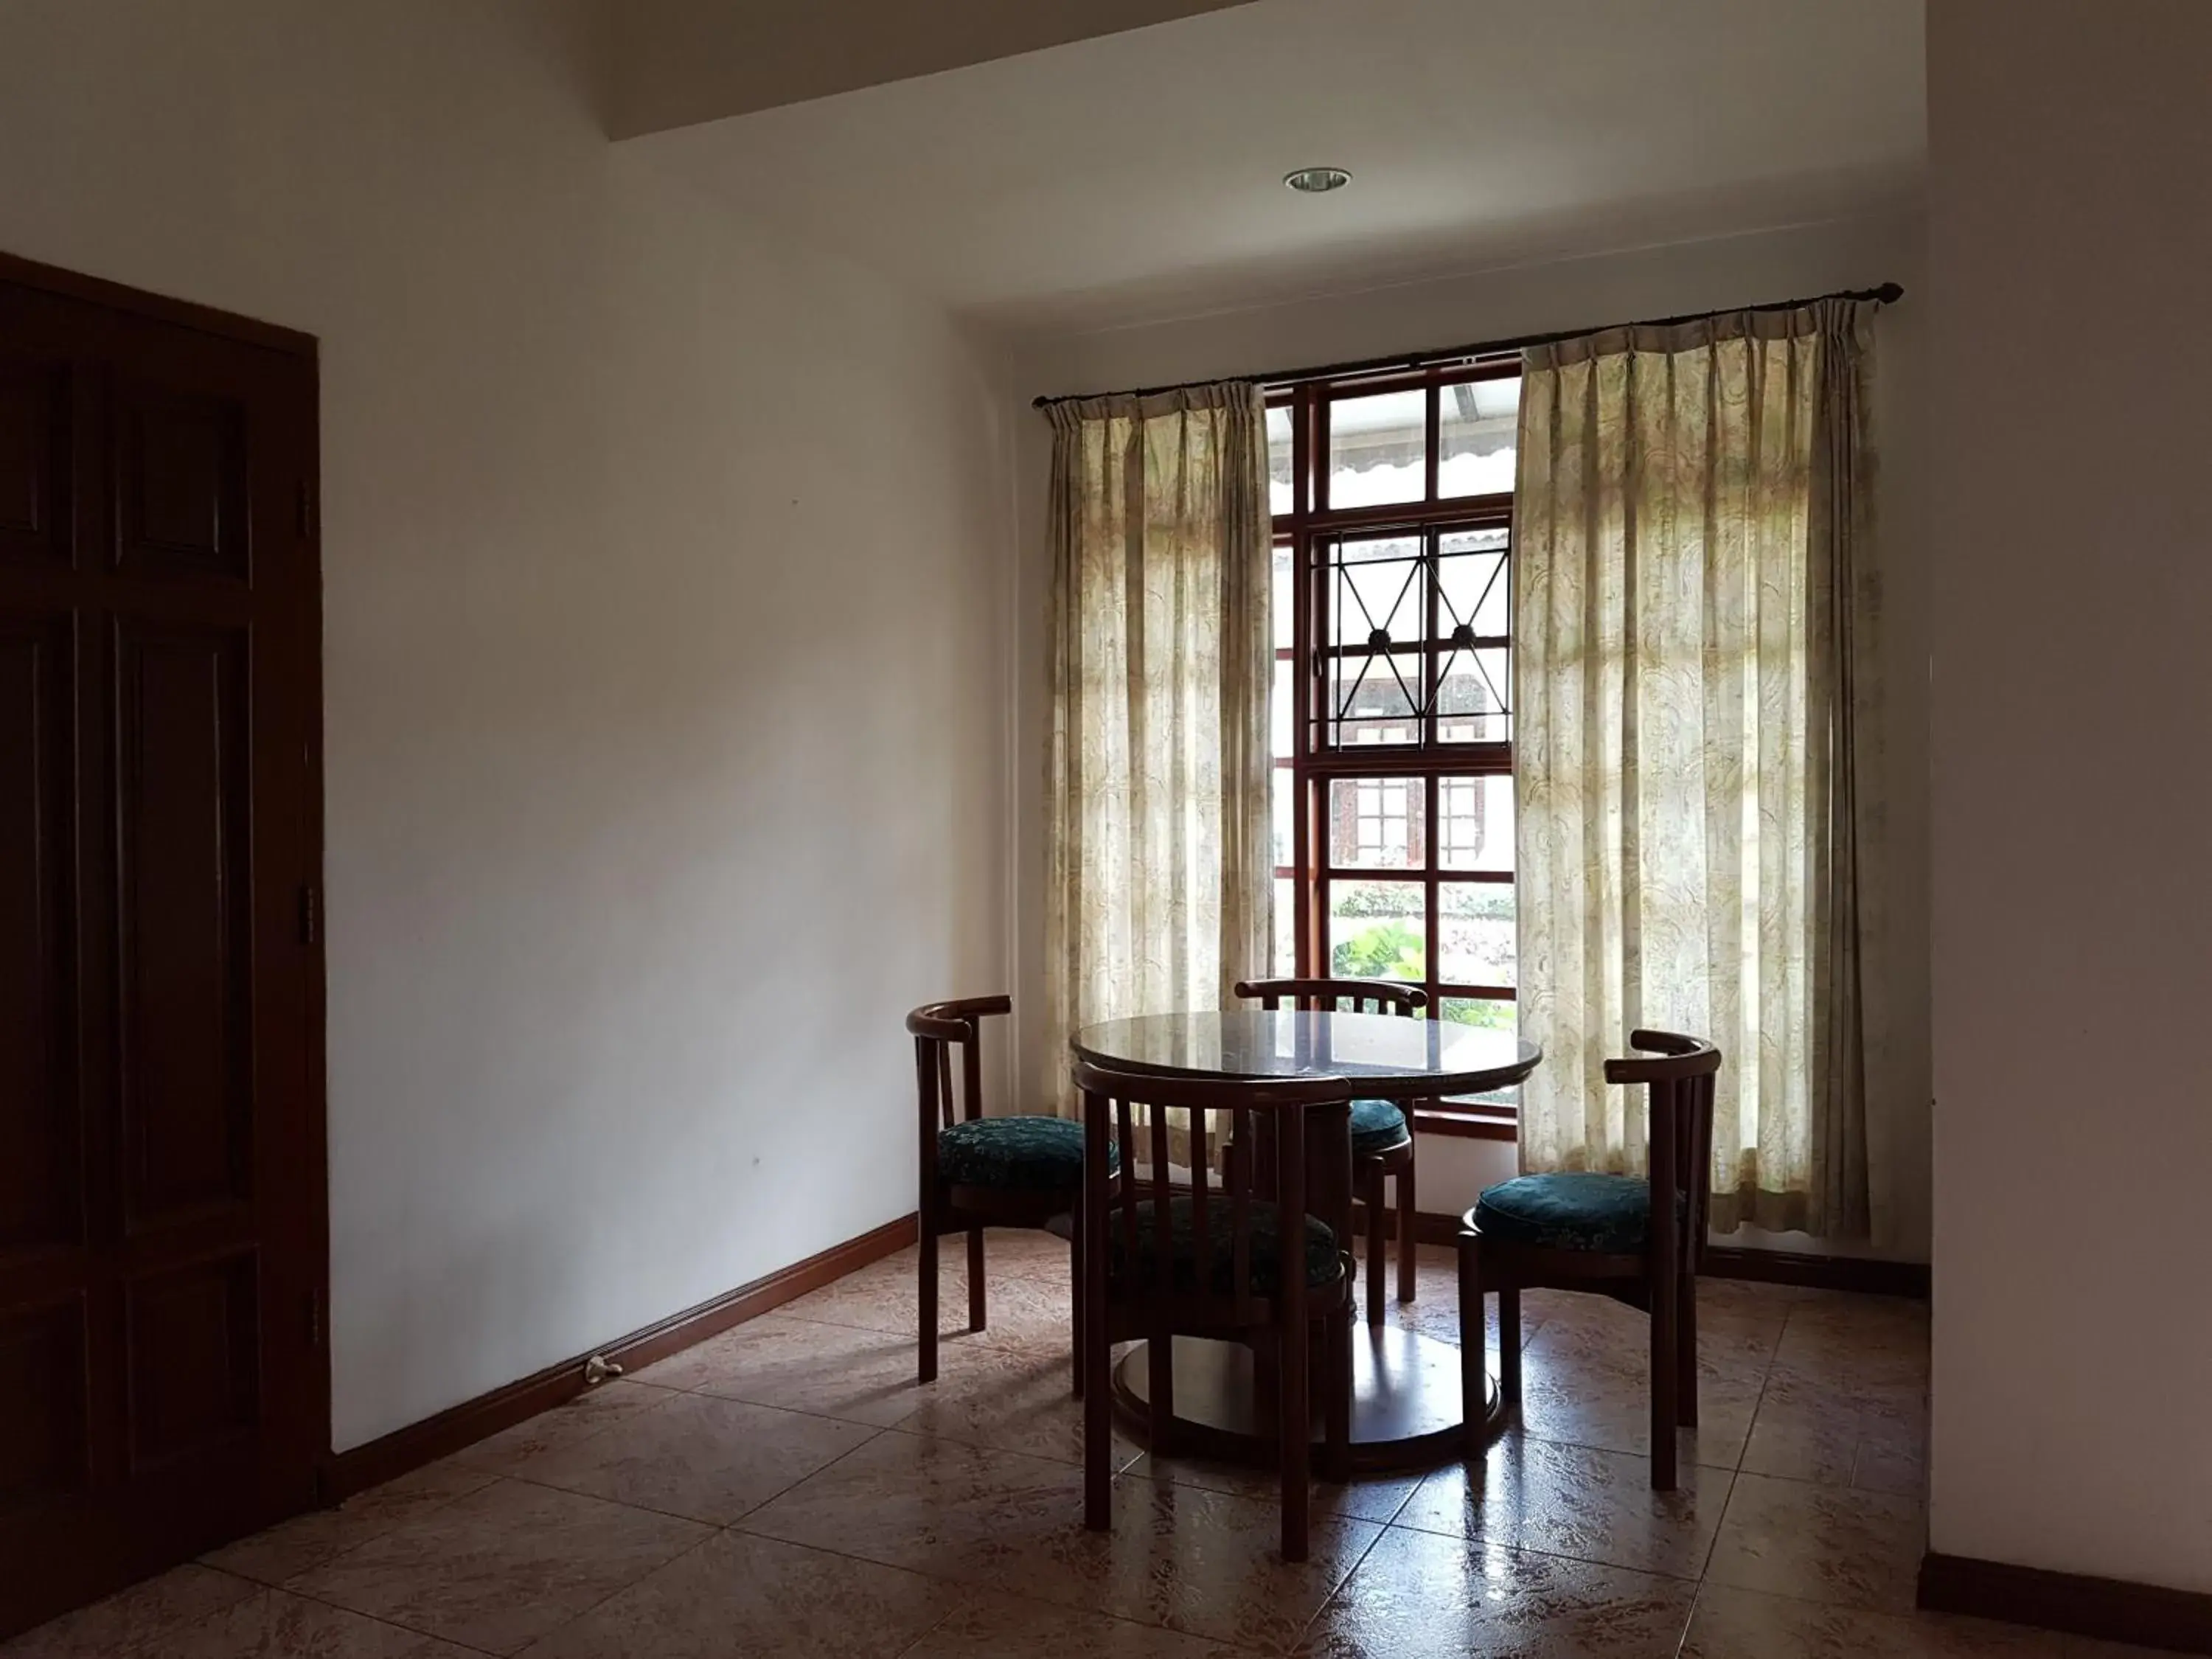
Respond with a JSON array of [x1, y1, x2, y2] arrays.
[[299, 883, 320, 945], [296, 480, 313, 538]]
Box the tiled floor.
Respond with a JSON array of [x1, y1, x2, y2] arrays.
[[4, 1237, 2148, 1658]]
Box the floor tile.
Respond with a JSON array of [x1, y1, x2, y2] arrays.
[[741, 1432, 1380, 1648], [1378, 1251, 1498, 1349], [289, 1477, 709, 1655], [632, 1311, 932, 1426], [1688, 1278, 1818, 1331], [779, 1236, 1074, 1340], [736, 1425, 1089, 1578], [971, 1228, 1082, 1281], [1296, 1526, 1697, 1657], [1077, 1473, 1385, 1648], [1758, 1359, 1925, 1424], [0, 1566, 257, 1659], [1848, 1433, 1927, 1498], [1514, 1326, 1763, 1470], [10, 1251, 1944, 1659], [1773, 1299, 1930, 1394], [500, 1389, 878, 1523], [1525, 1297, 1778, 1382], [514, 1528, 963, 1658], [776, 1251, 965, 1337], [1395, 1436, 1732, 1580], [787, 1260, 1076, 1354], [901, 1590, 1246, 1658], [202, 1460, 497, 1585], [1704, 1472, 1927, 1614], [163, 1589, 481, 1658], [1126, 1451, 1422, 1524], [1683, 1584, 2068, 1657], [888, 1339, 1139, 1467], [1740, 1374, 1927, 1495], [452, 1380, 677, 1477]]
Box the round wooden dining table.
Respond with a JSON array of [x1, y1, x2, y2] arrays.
[[1071, 1009, 1541, 1473]]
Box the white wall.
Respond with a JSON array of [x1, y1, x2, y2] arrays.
[[1010, 215, 1933, 1256], [1926, 0, 2212, 1592], [0, 0, 1012, 1450]]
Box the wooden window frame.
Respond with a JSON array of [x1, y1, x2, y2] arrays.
[[1270, 360, 1522, 1139]]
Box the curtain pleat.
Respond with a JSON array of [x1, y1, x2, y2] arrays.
[[1043, 383, 1273, 1127], [1513, 301, 1881, 1238]]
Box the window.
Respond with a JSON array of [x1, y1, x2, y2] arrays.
[[1352, 778, 1411, 865], [1267, 363, 1522, 1132]]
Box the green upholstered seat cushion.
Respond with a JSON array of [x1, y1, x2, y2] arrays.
[[1109, 1197, 1341, 1296], [1349, 1098, 1411, 1158], [1472, 1172, 1683, 1253], [936, 1116, 1114, 1190]]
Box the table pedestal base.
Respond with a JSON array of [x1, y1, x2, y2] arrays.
[[1110, 1327, 1502, 1475]]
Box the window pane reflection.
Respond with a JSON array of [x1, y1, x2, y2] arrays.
[[1328, 389, 1425, 507]]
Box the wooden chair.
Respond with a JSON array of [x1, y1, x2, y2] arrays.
[[1074, 1058, 1355, 1562], [1235, 978, 1425, 1329], [910, 997, 1108, 1391], [1455, 1029, 1719, 1489]]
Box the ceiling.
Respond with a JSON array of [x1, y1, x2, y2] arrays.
[[605, 0, 1253, 137], [630, 0, 1924, 338]]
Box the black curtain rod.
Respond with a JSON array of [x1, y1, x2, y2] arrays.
[[1031, 280, 1904, 408]]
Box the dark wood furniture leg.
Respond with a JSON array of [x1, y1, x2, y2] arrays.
[[1397, 1142, 1417, 1306], [1497, 1286, 1521, 1413], [1324, 1310, 1352, 1484], [1082, 1091, 1113, 1531], [967, 1228, 987, 1332], [1070, 1205, 1086, 1398], [1364, 1164, 1388, 1330], [915, 1032, 940, 1383], [1677, 1257, 1699, 1428], [1277, 1107, 1311, 1563], [917, 1231, 939, 1384], [1457, 1228, 1486, 1461], [1648, 1077, 1682, 1491]]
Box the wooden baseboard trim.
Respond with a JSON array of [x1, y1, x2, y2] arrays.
[[1356, 1206, 1928, 1298], [1920, 1551, 2212, 1654], [1700, 1244, 1930, 1298], [324, 1213, 918, 1501]]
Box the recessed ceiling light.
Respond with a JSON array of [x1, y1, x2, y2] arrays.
[[1284, 166, 1352, 194]]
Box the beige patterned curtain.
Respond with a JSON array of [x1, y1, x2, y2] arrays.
[[1043, 383, 1273, 1119], [1513, 299, 1882, 1237]]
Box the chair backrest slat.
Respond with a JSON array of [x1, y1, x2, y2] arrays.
[[1071, 1060, 1351, 1335], [1687, 1067, 1716, 1268], [1234, 977, 1427, 1020], [1073, 1057, 1358, 1562], [1189, 1107, 1213, 1305], [905, 994, 1015, 1165], [1599, 1030, 1721, 1261], [1116, 1093, 1140, 1271], [1647, 1074, 1679, 1260], [1229, 1104, 1253, 1324], [960, 1022, 982, 1124], [1147, 1099, 1173, 1318]]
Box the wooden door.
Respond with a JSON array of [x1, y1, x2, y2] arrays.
[[0, 254, 324, 1640]]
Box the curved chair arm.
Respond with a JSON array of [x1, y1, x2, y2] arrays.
[[906, 995, 1013, 1040], [1603, 1030, 1722, 1085]]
